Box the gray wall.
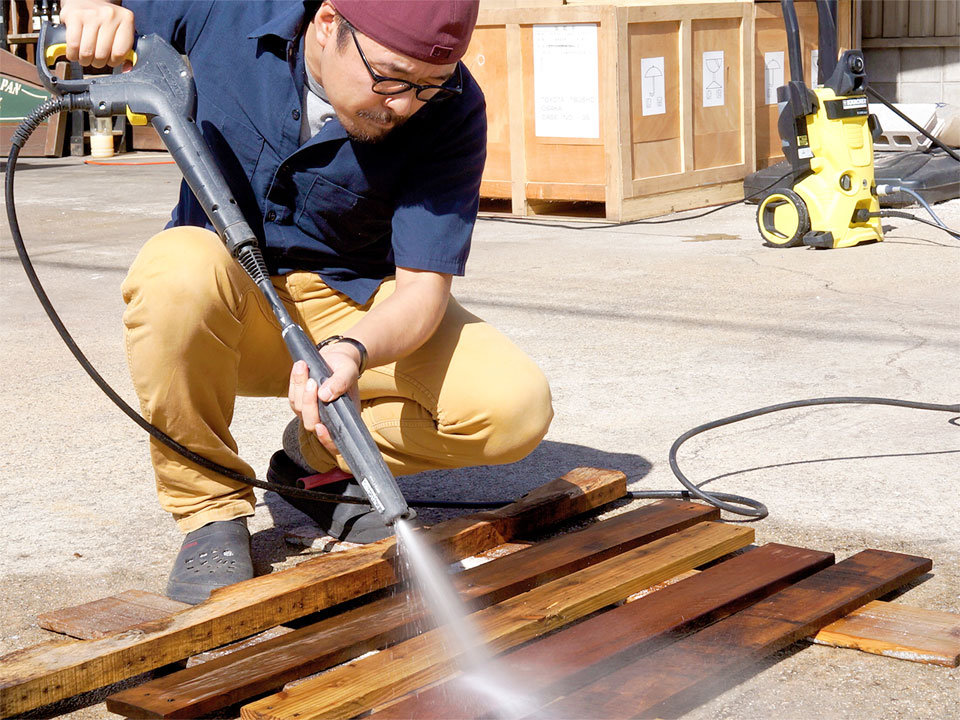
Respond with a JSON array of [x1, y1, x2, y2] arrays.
[[864, 45, 959, 104]]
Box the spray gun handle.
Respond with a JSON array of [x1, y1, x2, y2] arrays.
[[37, 22, 194, 126], [279, 319, 415, 526], [37, 22, 137, 97]]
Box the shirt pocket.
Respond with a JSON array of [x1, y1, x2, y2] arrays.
[[294, 175, 392, 252]]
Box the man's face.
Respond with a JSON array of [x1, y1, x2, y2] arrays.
[[306, 4, 458, 143]]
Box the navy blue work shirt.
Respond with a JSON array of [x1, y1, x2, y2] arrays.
[[123, 0, 486, 304]]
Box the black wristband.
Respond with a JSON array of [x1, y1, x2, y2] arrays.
[[317, 335, 368, 376]]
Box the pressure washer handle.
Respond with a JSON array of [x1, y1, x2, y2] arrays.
[[38, 23, 257, 254], [37, 22, 136, 97], [779, 0, 805, 84], [278, 314, 415, 526], [236, 248, 414, 527]]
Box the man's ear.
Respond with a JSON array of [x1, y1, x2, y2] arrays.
[[313, 1, 339, 50]]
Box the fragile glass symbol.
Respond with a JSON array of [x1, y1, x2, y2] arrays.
[[766, 56, 782, 97], [705, 57, 723, 100]]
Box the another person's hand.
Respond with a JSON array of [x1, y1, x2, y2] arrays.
[[287, 345, 363, 456], [59, 0, 135, 68]]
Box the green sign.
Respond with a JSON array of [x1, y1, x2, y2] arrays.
[[0, 75, 52, 122]]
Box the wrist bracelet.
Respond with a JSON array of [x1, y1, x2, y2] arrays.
[[317, 335, 368, 376]]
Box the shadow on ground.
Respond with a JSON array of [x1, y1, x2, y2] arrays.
[[252, 439, 652, 569]]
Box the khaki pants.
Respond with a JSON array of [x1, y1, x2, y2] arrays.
[[121, 227, 553, 532]]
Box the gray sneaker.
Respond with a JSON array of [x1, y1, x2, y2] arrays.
[[166, 517, 253, 604]]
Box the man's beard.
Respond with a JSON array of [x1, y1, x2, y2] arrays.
[[340, 108, 409, 143]]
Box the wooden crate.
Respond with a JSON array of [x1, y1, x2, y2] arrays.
[[753, 0, 854, 168], [464, 1, 756, 221]]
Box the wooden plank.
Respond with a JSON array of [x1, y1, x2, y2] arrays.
[[36, 591, 190, 641], [541, 549, 932, 719], [449, 541, 533, 571], [619, 179, 744, 221], [908, 0, 937, 38], [611, 5, 632, 223], [186, 627, 295, 668], [0, 467, 625, 717], [812, 600, 960, 667], [862, 35, 959, 48], [600, 6, 626, 221], [680, 18, 695, 173], [934, 0, 959, 38], [240, 522, 755, 720], [862, 0, 883, 40], [505, 22, 528, 216], [882, 0, 909, 38], [371, 543, 834, 719], [106, 501, 717, 719]]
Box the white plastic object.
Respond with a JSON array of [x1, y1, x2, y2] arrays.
[[870, 103, 945, 152], [89, 116, 115, 159]]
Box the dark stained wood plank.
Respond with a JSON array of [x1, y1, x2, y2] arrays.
[[0, 467, 624, 717], [37, 591, 190, 640], [540, 549, 932, 719], [455, 500, 719, 609], [370, 543, 834, 719], [106, 500, 716, 718], [240, 522, 755, 720]]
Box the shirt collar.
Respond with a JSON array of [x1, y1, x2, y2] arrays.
[[247, 1, 311, 42]]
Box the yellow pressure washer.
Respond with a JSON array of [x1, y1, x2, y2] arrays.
[[756, 0, 883, 249]]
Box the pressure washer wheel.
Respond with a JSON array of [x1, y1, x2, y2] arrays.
[[757, 189, 810, 248]]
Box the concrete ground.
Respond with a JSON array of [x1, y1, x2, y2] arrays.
[[1, 155, 958, 719]]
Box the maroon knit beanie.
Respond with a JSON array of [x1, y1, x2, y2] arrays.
[[331, 0, 480, 65]]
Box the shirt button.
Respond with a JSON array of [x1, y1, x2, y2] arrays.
[[291, 108, 300, 121], [265, 210, 277, 222]]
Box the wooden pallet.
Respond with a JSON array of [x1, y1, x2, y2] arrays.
[[1, 467, 954, 720], [0, 468, 624, 717]]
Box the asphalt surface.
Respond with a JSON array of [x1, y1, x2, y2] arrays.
[[1, 154, 958, 719]]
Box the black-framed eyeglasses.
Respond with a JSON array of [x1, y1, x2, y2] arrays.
[[349, 26, 462, 103]]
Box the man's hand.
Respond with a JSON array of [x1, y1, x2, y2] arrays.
[[59, 0, 135, 68], [287, 342, 363, 456], [287, 267, 451, 457]]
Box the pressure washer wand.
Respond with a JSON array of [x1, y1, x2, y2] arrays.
[[35, 23, 414, 526]]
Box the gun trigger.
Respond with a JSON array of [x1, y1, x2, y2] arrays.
[[126, 106, 149, 126]]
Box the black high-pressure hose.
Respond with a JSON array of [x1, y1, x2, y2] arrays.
[[8, 103, 960, 522], [660, 397, 959, 519]]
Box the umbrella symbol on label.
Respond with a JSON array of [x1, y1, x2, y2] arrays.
[[645, 65, 663, 97]]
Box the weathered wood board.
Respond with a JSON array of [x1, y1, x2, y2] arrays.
[[36, 591, 190, 641], [812, 599, 960, 667], [539, 549, 932, 719], [240, 522, 755, 720], [106, 500, 718, 718], [0, 468, 624, 717], [370, 543, 834, 719]]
